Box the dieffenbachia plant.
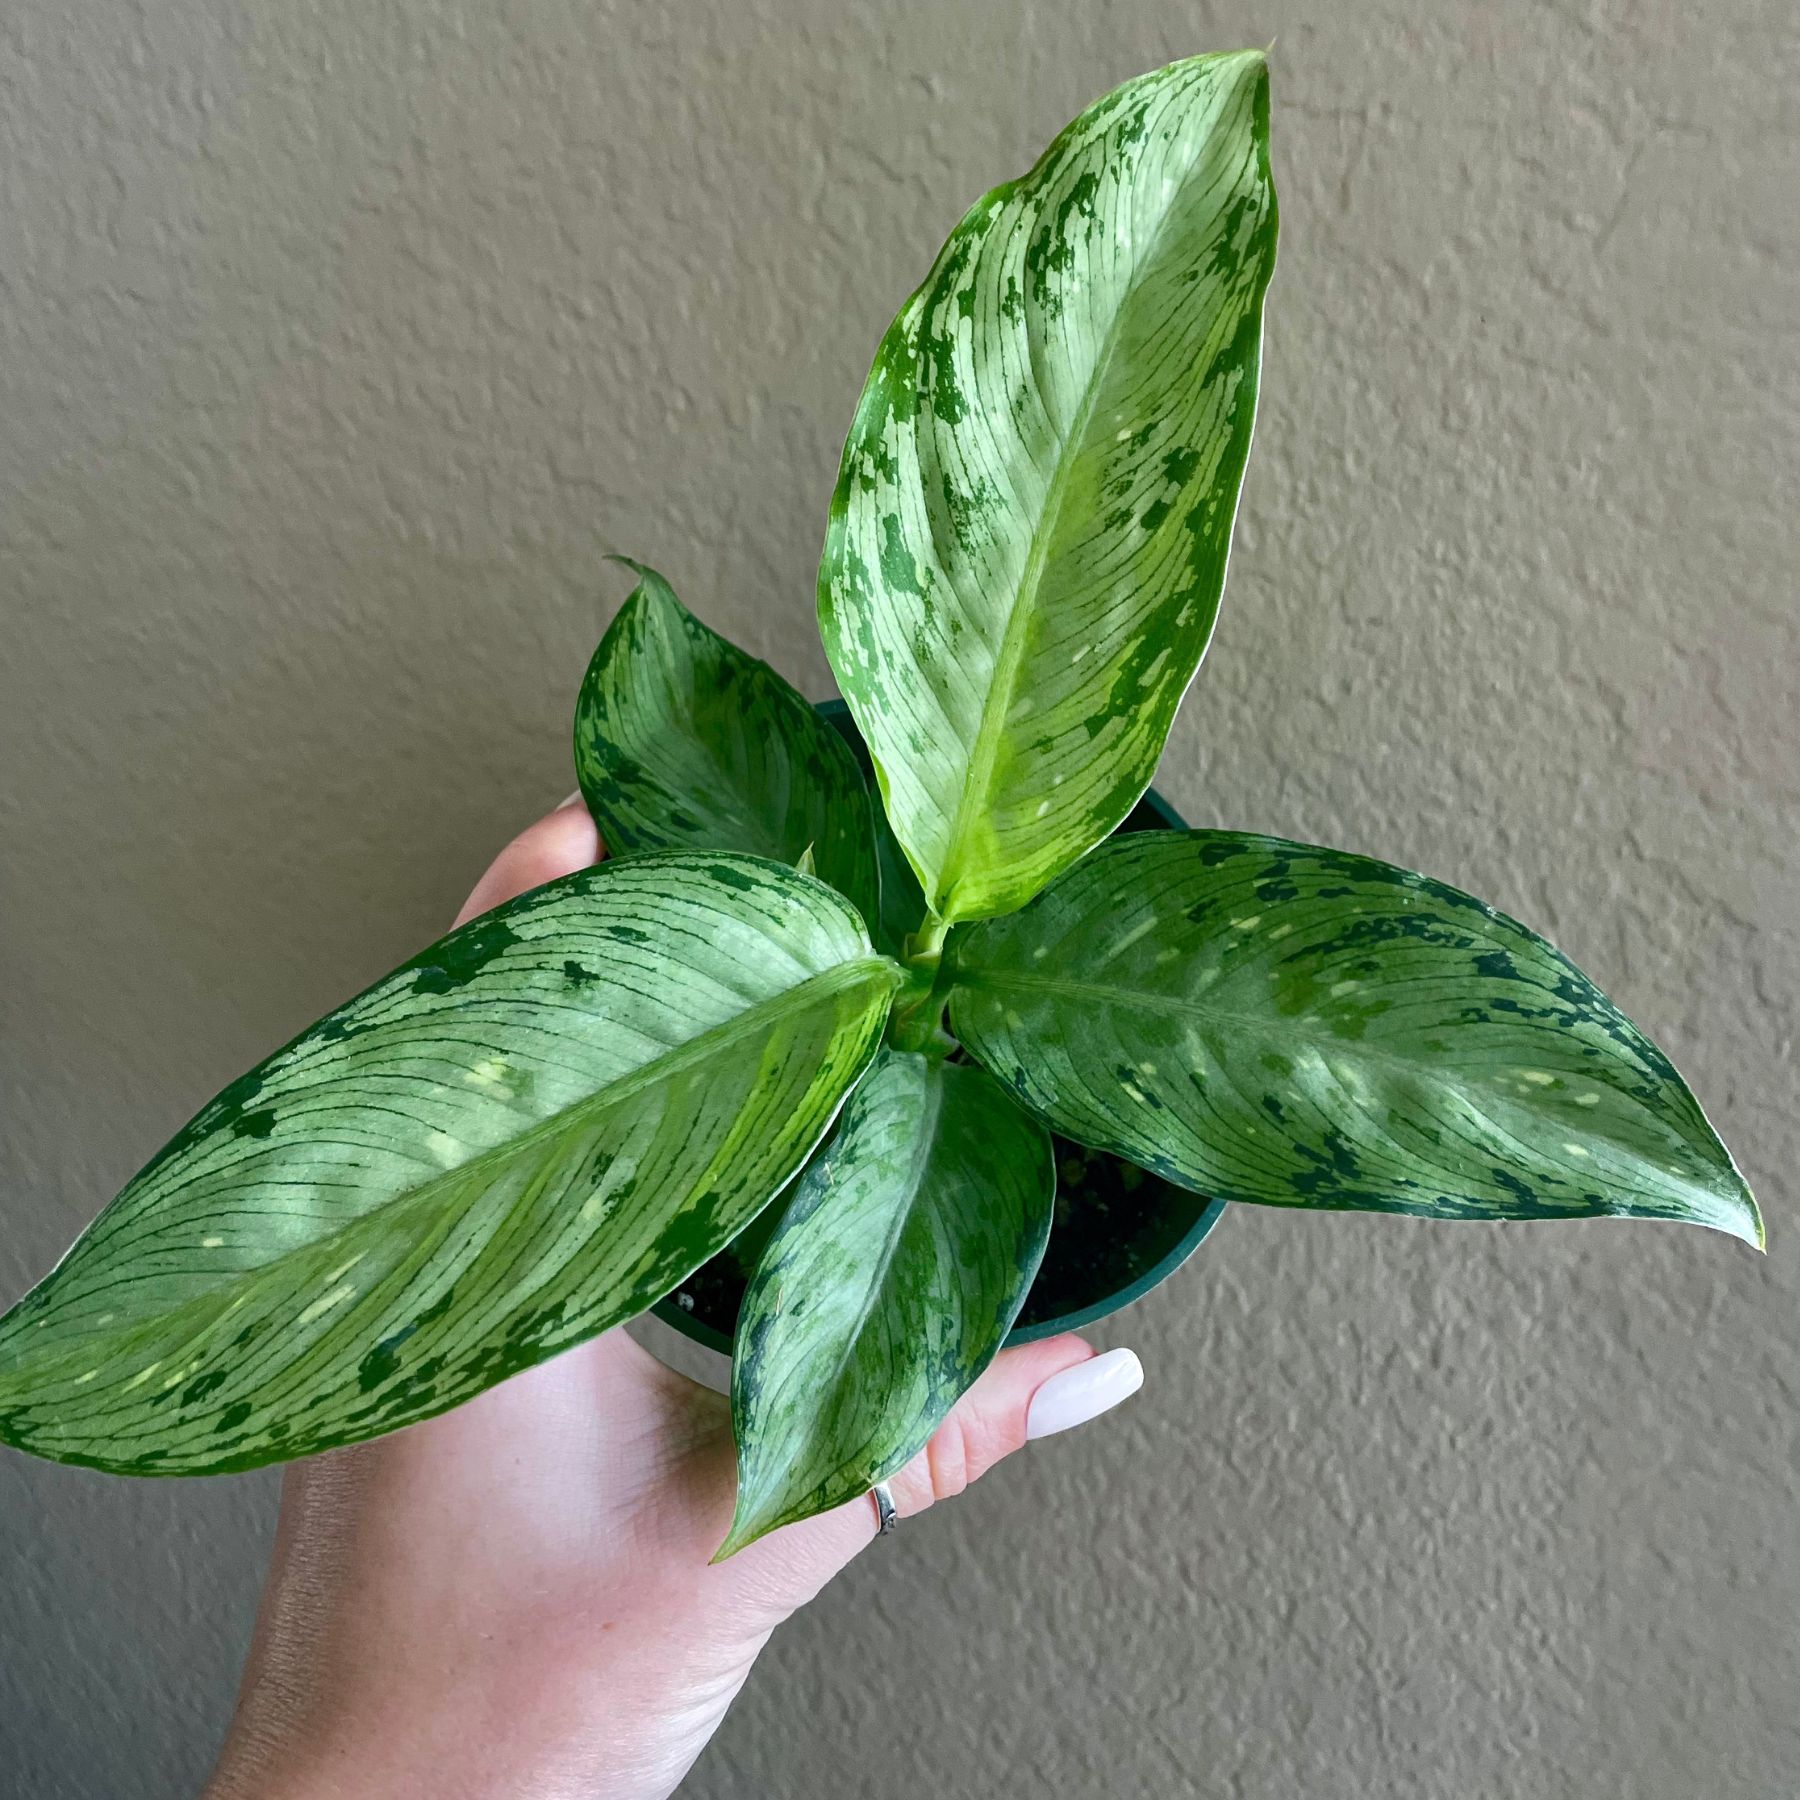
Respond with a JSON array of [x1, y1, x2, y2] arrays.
[[0, 53, 1760, 1557]]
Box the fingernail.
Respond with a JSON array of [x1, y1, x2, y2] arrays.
[[557, 789, 586, 811], [1026, 1347, 1144, 1441]]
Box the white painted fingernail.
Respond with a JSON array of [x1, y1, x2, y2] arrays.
[[1025, 1347, 1144, 1441]]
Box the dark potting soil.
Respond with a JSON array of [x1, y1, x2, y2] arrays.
[[657, 772, 1219, 1346]]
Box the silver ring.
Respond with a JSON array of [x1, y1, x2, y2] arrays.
[[870, 1480, 897, 1536]]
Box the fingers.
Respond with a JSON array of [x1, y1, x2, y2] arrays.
[[453, 793, 602, 927], [884, 1337, 1144, 1520]]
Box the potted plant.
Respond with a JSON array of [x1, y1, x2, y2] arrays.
[[0, 50, 1759, 1564]]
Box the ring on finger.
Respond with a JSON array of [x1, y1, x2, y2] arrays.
[[869, 1481, 897, 1537]]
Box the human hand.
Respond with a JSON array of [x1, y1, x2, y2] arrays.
[[202, 797, 1146, 1800]]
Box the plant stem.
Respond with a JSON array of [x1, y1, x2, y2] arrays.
[[905, 914, 950, 965], [886, 929, 957, 1056]]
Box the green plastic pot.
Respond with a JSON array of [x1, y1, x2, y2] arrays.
[[650, 700, 1228, 1359]]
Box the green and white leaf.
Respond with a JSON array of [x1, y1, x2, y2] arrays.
[[819, 51, 1278, 926], [949, 832, 1761, 1245], [0, 855, 901, 1474], [577, 561, 880, 932], [719, 1047, 1054, 1557]]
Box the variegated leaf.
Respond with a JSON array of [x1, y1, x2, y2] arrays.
[[0, 855, 901, 1474], [949, 833, 1761, 1245], [576, 561, 880, 933], [718, 1048, 1053, 1556], [819, 51, 1278, 927]]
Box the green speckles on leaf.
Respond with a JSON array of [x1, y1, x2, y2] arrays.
[[818, 52, 1279, 924], [703, 861, 762, 894], [878, 514, 924, 596], [408, 916, 523, 996], [948, 831, 1761, 1247], [1161, 445, 1203, 487], [356, 1322, 417, 1393], [0, 854, 903, 1475], [719, 1049, 1052, 1557]]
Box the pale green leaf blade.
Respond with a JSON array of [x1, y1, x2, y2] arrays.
[[949, 833, 1761, 1245], [819, 52, 1278, 924], [718, 1047, 1054, 1557], [0, 854, 901, 1474], [576, 561, 880, 931]]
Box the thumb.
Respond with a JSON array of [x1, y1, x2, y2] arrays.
[[453, 792, 603, 926], [884, 1336, 1144, 1519]]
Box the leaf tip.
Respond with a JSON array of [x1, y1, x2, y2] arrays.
[[1743, 1190, 1767, 1254], [1712, 1146, 1765, 1252], [602, 554, 683, 616], [710, 1512, 768, 1564], [1704, 1171, 1764, 1252]]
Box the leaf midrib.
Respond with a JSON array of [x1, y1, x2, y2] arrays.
[[951, 965, 1699, 1146], [953, 963, 1610, 1037]]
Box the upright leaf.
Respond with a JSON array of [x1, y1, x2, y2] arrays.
[[819, 52, 1278, 926], [719, 1048, 1054, 1556], [576, 561, 880, 931], [950, 833, 1761, 1245], [0, 855, 901, 1474]]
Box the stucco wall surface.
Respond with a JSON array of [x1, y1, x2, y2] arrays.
[[2, 3, 1795, 1795]]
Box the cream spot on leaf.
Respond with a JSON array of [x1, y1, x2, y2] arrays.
[[298, 1284, 358, 1327]]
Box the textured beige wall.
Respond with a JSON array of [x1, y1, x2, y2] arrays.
[[3, 3, 1795, 1794]]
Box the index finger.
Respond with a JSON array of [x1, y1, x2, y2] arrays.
[[452, 793, 604, 927]]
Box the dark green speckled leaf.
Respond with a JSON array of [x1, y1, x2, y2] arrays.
[[0, 854, 901, 1474], [821, 704, 930, 958], [819, 52, 1278, 927], [718, 1047, 1053, 1557], [949, 832, 1761, 1245], [576, 561, 880, 933]]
